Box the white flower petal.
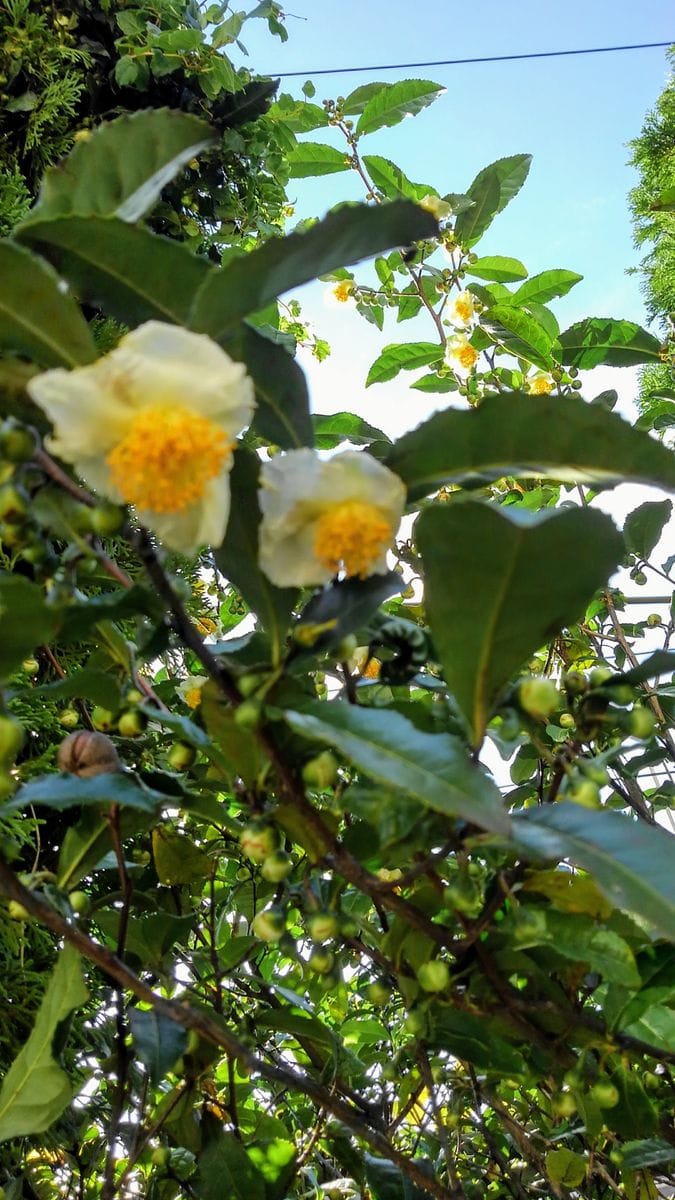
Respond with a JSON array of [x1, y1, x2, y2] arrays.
[[29, 369, 131, 458], [137, 474, 230, 555]]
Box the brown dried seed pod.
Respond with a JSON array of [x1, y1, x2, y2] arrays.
[[57, 731, 121, 777]]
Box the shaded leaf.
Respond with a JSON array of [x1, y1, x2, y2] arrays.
[[559, 318, 662, 368], [2, 771, 165, 815], [623, 499, 672, 559], [129, 1008, 187, 1084], [0, 239, 96, 368], [0, 574, 61, 684], [295, 572, 404, 653], [197, 1132, 266, 1200], [620, 1140, 675, 1170], [312, 410, 391, 449], [283, 702, 509, 834], [223, 323, 312, 449], [417, 503, 623, 743]]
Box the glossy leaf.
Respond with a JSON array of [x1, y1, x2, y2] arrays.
[[355, 79, 444, 137], [362, 154, 430, 201], [129, 1008, 188, 1084], [511, 803, 675, 941], [213, 448, 297, 660], [312, 411, 391, 449], [481, 303, 557, 369], [416, 503, 623, 743], [466, 255, 528, 283], [0, 575, 61, 684], [197, 1132, 266, 1200], [366, 341, 444, 386], [620, 1140, 675, 1169], [283, 702, 509, 834], [385, 393, 675, 500], [190, 201, 438, 337], [454, 154, 532, 247], [623, 499, 673, 559], [0, 239, 96, 368], [286, 141, 350, 178], [20, 109, 214, 226], [20, 218, 210, 326], [223, 323, 312, 448], [429, 1010, 526, 1075], [0, 946, 88, 1141], [2, 771, 165, 815], [559, 318, 662, 368], [513, 268, 583, 304]]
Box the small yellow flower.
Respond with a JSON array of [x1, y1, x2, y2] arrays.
[[27, 322, 255, 555], [528, 373, 555, 395], [418, 194, 452, 221], [447, 335, 479, 371], [449, 290, 475, 328], [363, 658, 381, 680], [177, 675, 208, 710], [258, 449, 406, 588], [332, 280, 354, 303], [195, 616, 218, 636]]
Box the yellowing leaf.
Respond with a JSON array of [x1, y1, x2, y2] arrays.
[[523, 869, 613, 919]]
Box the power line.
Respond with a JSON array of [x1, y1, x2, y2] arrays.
[[264, 40, 673, 79]]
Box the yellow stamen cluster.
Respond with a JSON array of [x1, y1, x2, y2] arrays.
[[333, 280, 353, 303], [451, 294, 475, 324], [452, 343, 479, 370], [106, 404, 231, 513], [529, 375, 554, 395], [184, 686, 203, 710], [314, 500, 392, 579]]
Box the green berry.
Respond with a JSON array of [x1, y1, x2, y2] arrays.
[[8, 899, 30, 922], [167, 741, 197, 771], [151, 1146, 171, 1168], [518, 677, 559, 720], [234, 699, 262, 730], [646, 613, 661, 628], [589, 666, 614, 688], [260, 850, 292, 883], [117, 709, 147, 738], [590, 1081, 620, 1109], [559, 712, 576, 729], [567, 779, 601, 808], [307, 911, 339, 942], [626, 706, 656, 739], [302, 750, 339, 790], [88, 503, 124, 537], [68, 890, 90, 916], [367, 980, 391, 1006], [417, 959, 450, 993], [21, 657, 39, 675], [308, 948, 335, 975], [240, 820, 279, 864], [238, 672, 266, 698], [252, 908, 285, 942], [59, 708, 80, 729], [91, 706, 116, 732]]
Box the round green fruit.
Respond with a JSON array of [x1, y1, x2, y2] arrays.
[[237, 671, 266, 698], [88, 503, 124, 537], [404, 1007, 427, 1036], [626, 706, 656, 740], [308, 949, 335, 975], [168, 741, 197, 771], [59, 708, 80, 729], [68, 890, 90, 917], [240, 820, 279, 864], [589, 666, 614, 688], [252, 909, 285, 943], [307, 911, 339, 942], [234, 699, 262, 730], [590, 1081, 619, 1109], [417, 959, 450, 993], [367, 980, 391, 1006], [0, 714, 24, 764], [151, 1146, 171, 1168], [117, 709, 147, 738], [21, 657, 39, 675], [566, 779, 601, 809], [91, 706, 116, 732], [302, 750, 339, 790], [0, 421, 35, 462], [518, 676, 559, 720], [558, 712, 576, 729], [8, 899, 30, 922], [646, 613, 661, 628], [261, 850, 292, 883]]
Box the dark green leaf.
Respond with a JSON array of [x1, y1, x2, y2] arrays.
[[295, 572, 404, 653], [511, 803, 675, 941], [190, 201, 437, 337], [286, 141, 350, 178], [620, 1140, 675, 1170], [20, 219, 210, 327], [129, 1008, 187, 1084], [455, 154, 532, 247], [606, 1066, 657, 1138], [0, 575, 61, 684], [0, 240, 96, 368], [312, 411, 391, 449], [2, 772, 165, 815], [513, 269, 583, 305], [364, 1154, 432, 1200], [197, 1132, 266, 1200], [223, 323, 312, 448], [266, 97, 329, 132], [611, 650, 675, 687], [623, 499, 672, 559], [356, 79, 444, 137], [466, 255, 528, 283], [283, 702, 509, 834], [213, 448, 296, 661], [546, 1149, 586, 1188], [0, 946, 88, 1141], [429, 1010, 526, 1074], [385, 393, 675, 500], [30, 668, 121, 712], [416, 503, 623, 743], [559, 318, 662, 368], [20, 109, 215, 226], [366, 341, 444, 386]]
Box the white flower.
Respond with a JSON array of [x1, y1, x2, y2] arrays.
[[418, 194, 453, 221], [27, 322, 255, 555], [446, 333, 479, 372], [177, 675, 208, 710], [448, 290, 476, 328], [258, 449, 406, 588]]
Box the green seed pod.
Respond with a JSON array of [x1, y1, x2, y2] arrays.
[[261, 849, 293, 883], [417, 959, 450, 993], [518, 676, 559, 720], [117, 709, 148, 738], [240, 820, 279, 863], [234, 699, 262, 730], [167, 741, 197, 771], [252, 908, 286, 942], [91, 706, 116, 732], [308, 948, 335, 975], [302, 750, 339, 790]]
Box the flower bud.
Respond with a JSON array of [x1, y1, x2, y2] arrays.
[[260, 849, 293, 882], [626, 706, 656, 740], [91, 706, 116, 732], [240, 820, 279, 863], [167, 741, 197, 771], [302, 750, 339, 790], [417, 959, 450, 993], [252, 908, 285, 942], [57, 731, 121, 777], [518, 677, 559, 720], [306, 911, 339, 942], [308, 948, 335, 975], [117, 709, 148, 738]]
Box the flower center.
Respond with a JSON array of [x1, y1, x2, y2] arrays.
[[106, 404, 231, 513], [314, 500, 392, 578]]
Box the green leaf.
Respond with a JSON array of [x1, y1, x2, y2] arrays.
[[559, 318, 662, 368], [366, 341, 444, 386], [343, 82, 389, 114], [266, 97, 329, 132], [30, 667, 121, 712], [455, 154, 532, 247], [0, 575, 61, 684], [511, 803, 675, 941], [481, 303, 556, 370], [222, 323, 312, 448], [620, 1140, 675, 1170], [385, 393, 675, 500], [20, 109, 215, 227], [295, 572, 404, 653], [466, 255, 528, 283], [513, 268, 583, 305], [416, 503, 623, 743], [0, 240, 96, 368], [546, 1149, 586, 1188], [356, 79, 443, 137], [606, 1066, 657, 1138], [611, 650, 675, 687], [2, 772, 165, 815], [20, 219, 210, 327], [197, 1132, 266, 1200], [362, 154, 429, 201], [410, 373, 457, 393], [190, 201, 437, 337], [213, 448, 296, 661], [96, 910, 195, 967], [429, 1010, 526, 1075], [363, 1154, 432, 1200], [623, 499, 672, 559], [0, 946, 88, 1141], [286, 141, 350, 178], [312, 411, 391, 449], [129, 1008, 187, 1084], [508, 909, 640, 986], [621, 1004, 675, 1053], [282, 702, 509, 834], [152, 827, 212, 886]]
